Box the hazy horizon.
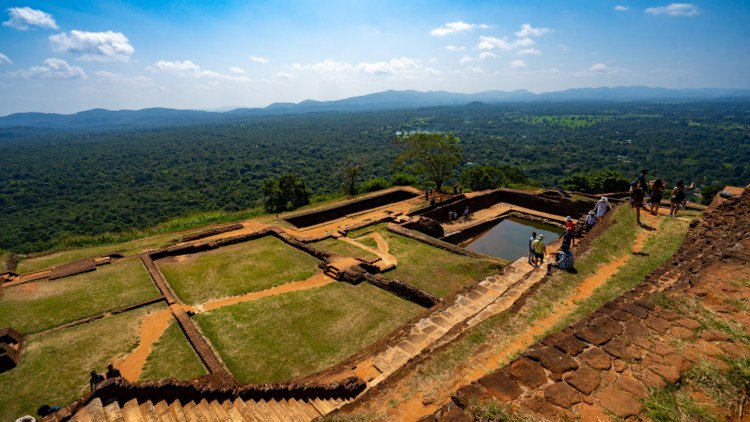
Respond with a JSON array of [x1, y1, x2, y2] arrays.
[[2, 1, 749, 115]]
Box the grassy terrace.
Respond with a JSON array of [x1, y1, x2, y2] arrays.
[[380, 205, 698, 409], [0, 257, 160, 334], [309, 237, 380, 262], [194, 282, 424, 384], [139, 319, 207, 381], [158, 236, 320, 304], [350, 224, 505, 298], [0, 303, 164, 422], [16, 233, 182, 275]]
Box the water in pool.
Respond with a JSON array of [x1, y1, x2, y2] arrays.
[[461, 217, 563, 260]]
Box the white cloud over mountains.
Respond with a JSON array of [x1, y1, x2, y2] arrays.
[[3, 7, 58, 30], [430, 21, 488, 37], [292, 57, 435, 76], [645, 3, 699, 16], [13, 58, 86, 79], [50, 30, 135, 62], [515, 23, 549, 38], [147, 60, 250, 83]]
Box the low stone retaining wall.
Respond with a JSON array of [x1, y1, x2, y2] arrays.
[[362, 273, 440, 308], [180, 223, 244, 242], [387, 224, 493, 260], [0, 327, 23, 373], [441, 211, 564, 246], [48, 258, 97, 280]]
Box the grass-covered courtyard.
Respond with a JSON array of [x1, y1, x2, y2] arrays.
[[158, 235, 321, 304], [193, 282, 424, 384], [0, 257, 160, 334], [0, 303, 165, 421], [139, 319, 207, 381]]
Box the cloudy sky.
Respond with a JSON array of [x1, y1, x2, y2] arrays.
[[1, 0, 749, 115]]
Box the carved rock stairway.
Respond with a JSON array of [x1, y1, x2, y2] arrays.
[[70, 395, 350, 422]]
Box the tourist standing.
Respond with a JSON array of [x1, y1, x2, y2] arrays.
[[595, 197, 612, 219], [531, 234, 546, 267], [669, 180, 686, 217], [649, 179, 664, 215], [528, 232, 537, 265], [631, 181, 645, 224], [585, 211, 598, 232]]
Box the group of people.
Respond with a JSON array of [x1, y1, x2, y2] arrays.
[[447, 206, 470, 222], [630, 169, 693, 224], [89, 363, 122, 391]]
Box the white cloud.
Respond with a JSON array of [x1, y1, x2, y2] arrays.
[[276, 72, 293, 79], [513, 38, 535, 48], [514, 24, 549, 38], [558, 44, 569, 51], [478, 51, 496, 60], [645, 3, 699, 16], [148, 60, 201, 72], [465, 66, 484, 74], [357, 57, 426, 75], [249, 55, 269, 64], [614, 5, 631, 11], [445, 45, 465, 52], [510, 59, 527, 68], [230, 66, 245, 74], [458, 55, 473, 64], [3, 7, 58, 30], [430, 21, 488, 37], [49, 30, 135, 62], [147, 60, 249, 82], [0, 52, 12, 64], [13, 58, 86, 79], [589, 62, 608, 72], [95, 70, 156, 87], [518, 48, 541, 56], [478, 36, 512, 51], [292, 59, 354, 73]]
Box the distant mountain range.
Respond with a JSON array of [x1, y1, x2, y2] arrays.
[[2, 86, 749, 129]]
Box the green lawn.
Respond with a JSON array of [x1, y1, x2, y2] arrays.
[[158, 236, 320, 304], [16, 233, 182, 274], [0, 303, 164, 422], [380, 230, 505, 298], [309, 237, 380, 262], [139, 319, 207, 381], [194, 282, 424, 384], [0, 257, 160, 334]]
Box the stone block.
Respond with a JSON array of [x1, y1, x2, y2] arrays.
[[525, 345, 579, 374], [563, 367, 601, 395], [675, 318, 702, 330], [616, 373, 648, 398], [650, 363, 681, 384], [622, 303, 649, 319], [611, 310, 631, 322], [522, 397, 577, 422], [509, 359, 548, 389], [643, 315, 671, 333], [597, 386, 642, 418], [544, 382, 581, 409], [591, 316, 624, 337], [651, 340, 676, 356], [453, 383, 493, 409], [554, 335, 588, 356], [623, 320, 649, 337], [579, 348, 611, 370], [574, 327, 612, 346], [602, 338, 641, 361], [478, 369, 522, 402], [719, 342, 748, 358], [700, 330, 731, 342], [632, 367, 667, 389]]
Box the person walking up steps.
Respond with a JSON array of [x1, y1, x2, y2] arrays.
[[595, 197, 612, 219]]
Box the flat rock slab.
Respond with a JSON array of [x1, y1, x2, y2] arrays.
[[544, 382, 581, 409], [597, 386, 642, 418], [510, 358, 548, 389], [579, 348, 612, 370], [574, 327, 612, 346], [564, 367, 601, 395], [602, 338, 641, 360], [478, 369, 523, 402], [525, 345, 579, 374], [554, 335, 589, 356]]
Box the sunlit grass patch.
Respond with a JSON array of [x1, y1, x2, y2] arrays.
[[0, 257, 160, 334], [139, 319, 207, 381], [194, 282, 423, 384], [158, 235, 320, 304], [0, 303, 164, 421], [309, 238, 380, 262]]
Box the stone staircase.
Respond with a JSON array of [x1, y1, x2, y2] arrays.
[[70, 395, 350, 422], [369, 258, 542, 386]]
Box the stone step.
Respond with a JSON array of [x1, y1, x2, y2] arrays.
[[181, 402, 200, 422], [139, 401, 159, 422], [153, 401, 175, 422], [238, 399, 266, 422], [226, 407, 245, 422], [209, 400, 230, 421], [167, 401, 188, 422], [255, 399, 284, 422], [264, 399, 290, 421], [121, 399, 145, 422], [231, 399, 256, 422], [291, 398, 321, 420], [191, 399, 214, 421], [103, 401, 125, 422], [71, 403, 92, 422], [280, 398, 309, 421], [310, 397, 336, 415]]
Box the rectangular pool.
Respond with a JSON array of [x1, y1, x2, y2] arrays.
[[460, 217, 563, 260]]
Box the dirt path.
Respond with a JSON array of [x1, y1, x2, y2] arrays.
[[364, 211, 660, 420], [340, 232, 397, 267], [197, 272, 334, 313], [117, 309, 174, 381]]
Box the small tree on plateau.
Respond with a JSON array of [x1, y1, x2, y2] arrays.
[[395, 132, 462, 192]]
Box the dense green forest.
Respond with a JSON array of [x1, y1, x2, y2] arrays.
[[2, 101, 749, 254]]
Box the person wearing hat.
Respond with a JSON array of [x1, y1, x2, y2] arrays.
[[564, 216, 575, 232], [585, 210, 598, 232], [531, 234, 546, 267], [595, 196, 612, 219]]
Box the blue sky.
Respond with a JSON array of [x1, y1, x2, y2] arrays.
[[1, 0, 749, 115]]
